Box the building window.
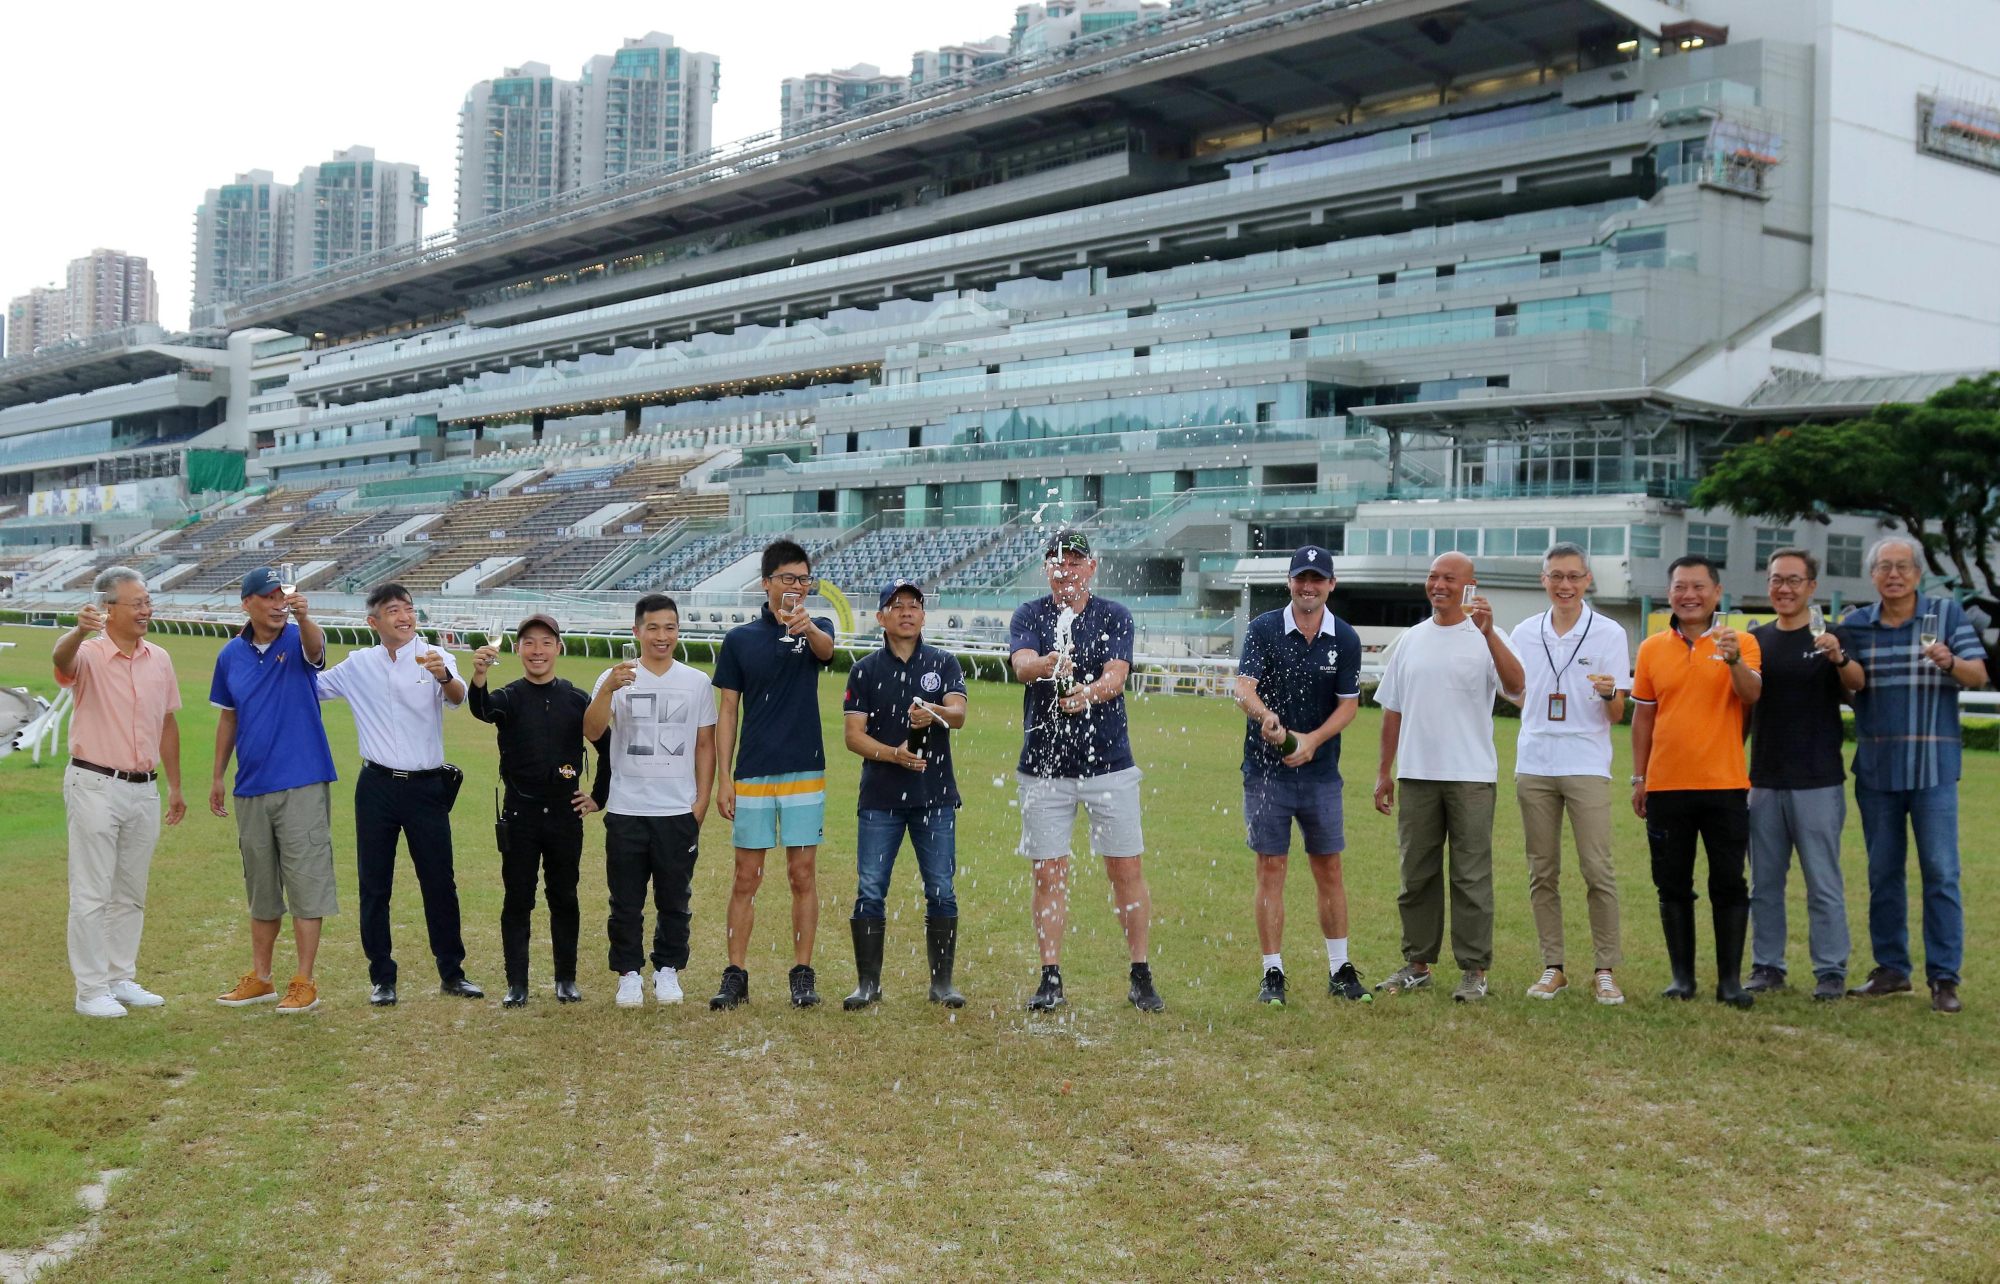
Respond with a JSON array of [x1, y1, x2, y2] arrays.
[[1826, 533, 1863, 579], [1754, 526, 1796, 571], [1688, 522, 1729, 566], [1631, 524, 1663, 559], [1589, 526, 1626, 555], [1483, 528, 1516, 557], [1917, 93, 2000, 174], [1515, 527, 1551, 556]]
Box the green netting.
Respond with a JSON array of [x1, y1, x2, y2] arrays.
[[186, 450, 248, 494]]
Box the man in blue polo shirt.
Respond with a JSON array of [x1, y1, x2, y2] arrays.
[[209, 567, 339, 1014], [711, 538, 837, 1010], [1234, 546, 1368, 1007], [840, 579, 969, 1010]]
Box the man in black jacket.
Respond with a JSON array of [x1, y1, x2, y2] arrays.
[[469, 614, 609, 1007]]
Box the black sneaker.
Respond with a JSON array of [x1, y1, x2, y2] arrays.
[[1027, 966, 1065, 1012], [709, 965, 749, 1010], [1329, 962, 1373, 1002], [1812, 974, 1845, 1002], [1744, 965, 1787, 994], [502, 984, 528, 1008], [789, 964, 821, 1009], [369, 982, 397, 1007], [1128, 963, 1165, 1013], [1257, 967, 1286, 1006]]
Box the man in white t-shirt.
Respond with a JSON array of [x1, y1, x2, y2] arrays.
[[1505, 543, 1631, 1006], [584, 594, 718, 1008], [1372, 552, 1525, 1002]]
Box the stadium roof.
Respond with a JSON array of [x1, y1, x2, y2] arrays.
[[221, 0, 1685, 340]]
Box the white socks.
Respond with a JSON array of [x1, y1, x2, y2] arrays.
[[1262, 953, 1284, 973], [1325, 938, 1349, 971]]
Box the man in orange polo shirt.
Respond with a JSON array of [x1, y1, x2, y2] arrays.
[[1629, 555, 1762, 1008], [53, 567, 188, 1018]]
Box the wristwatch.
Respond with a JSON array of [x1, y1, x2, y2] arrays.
[[1628, 775, 1645, 786]]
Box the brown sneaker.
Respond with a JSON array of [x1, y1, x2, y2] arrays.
[[1525, 967, 1567, 1000], [1592, 970, 1626, 1006], [1930, 980, 1962, 1015], [276, 975, 320, 1014], [216, 971, 277, 1006], [1847, 966, 1913, 998]]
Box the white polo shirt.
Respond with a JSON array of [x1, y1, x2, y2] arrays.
[[1374, 616, 1518, 783], [317, 639, 463, 771], [1508, 606, 1632, 779]]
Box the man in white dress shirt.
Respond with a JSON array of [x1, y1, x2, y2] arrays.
[[1505, 543, 1631, 1005], [317, 582, 482, 1006]]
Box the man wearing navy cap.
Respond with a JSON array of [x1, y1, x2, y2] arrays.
[[210, 567, 338, 1014], [1234, 547, 1369, 1006], [839, 580, 970, 1009]]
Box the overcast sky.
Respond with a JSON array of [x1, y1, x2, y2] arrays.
[[0, 1, 1013, 333]]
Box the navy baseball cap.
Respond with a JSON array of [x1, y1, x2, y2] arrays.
[[241, 566, 284, 598], [1045, 530, 1092, 559], [878, 579, 925, 609], [1288, 546, 1334, 579]]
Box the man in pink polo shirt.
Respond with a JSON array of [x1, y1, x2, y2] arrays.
[[53, 567, 187, 1018]]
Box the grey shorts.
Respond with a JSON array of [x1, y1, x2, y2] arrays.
[[1015, 766, 1145, 861], [236, 782, 339, 920]]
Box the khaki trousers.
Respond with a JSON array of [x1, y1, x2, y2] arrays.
[[1516, 773, 1621, 971], [65, 764, 160, 1002], [1396, 779, 1496, 971]]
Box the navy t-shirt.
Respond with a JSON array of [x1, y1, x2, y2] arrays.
[[1237, 606, 1363, 782], [713, 603, 836, 780], [1009, 593, 1136, 779], [843, 640, 966, 811], [209, 622, 337, 798]]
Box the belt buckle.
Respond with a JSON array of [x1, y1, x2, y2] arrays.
[[391, 768, 413, 780]]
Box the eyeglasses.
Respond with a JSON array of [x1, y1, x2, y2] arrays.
[[768, 573, 813, 587], [1766, 575, 1811, 589], [1872, 562, 1919, 576], [1541, 572, 1589, 584]]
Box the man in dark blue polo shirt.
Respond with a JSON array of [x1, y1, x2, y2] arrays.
[[1009, 530, 1163, 1013], [209, 567, 339, 1014], [839, 579, 969, 1010], [1234, 546, 1368, 1007], [711, 538, 838, 1010]]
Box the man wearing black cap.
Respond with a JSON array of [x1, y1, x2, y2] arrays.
[[839, 580, 970, 1009], [469, 615, 610, 1007], [210, 568, 338, 1014], [1234, 547, 1370, 1006], [1009, 531, 1164, 1012]]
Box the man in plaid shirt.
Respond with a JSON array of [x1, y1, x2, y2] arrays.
[[1840, 534, 1989, 1014]]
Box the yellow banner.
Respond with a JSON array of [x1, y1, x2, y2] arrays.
[[816, 579, 857, 640]]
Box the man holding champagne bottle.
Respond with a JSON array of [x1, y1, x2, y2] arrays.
[[1233, 546, 1368, 1006]]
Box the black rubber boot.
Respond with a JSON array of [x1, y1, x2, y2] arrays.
[[843, 918, 884, 1010], [1713, 900, 1755, 1009], [1659, 900, 1698, 1000], [926, 916, 965, 1009]]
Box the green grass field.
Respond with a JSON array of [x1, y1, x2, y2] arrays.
[[1, 622, 1995, 1281]]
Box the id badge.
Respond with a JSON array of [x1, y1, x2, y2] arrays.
[[1547, 692, 1568, 722]]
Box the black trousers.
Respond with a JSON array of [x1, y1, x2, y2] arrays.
[[605, 812, 701, 975], [1645, 788, 1750, 907], [501, 796, 584, 986], [355, 766, 467, 987]]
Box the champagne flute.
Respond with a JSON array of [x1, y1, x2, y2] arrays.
[[1919, 611, 1939, 649], [1708, 610, 1729, 661], [782, 590, 808, 654], [1806, 603, 1825, 660], [278, 561, 297, 596], [621, 641, 639, 664]]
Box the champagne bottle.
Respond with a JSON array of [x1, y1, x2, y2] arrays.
[[1278, 728, 1299, 756]]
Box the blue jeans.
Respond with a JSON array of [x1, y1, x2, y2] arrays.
[[1855, 782, 1962, 984], [852, 807, 958, 922]]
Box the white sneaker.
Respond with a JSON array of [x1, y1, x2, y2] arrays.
[[654, 967, 684, 1005], [615, 971, 644, 1008], [110, 980, 165, 1008], [76, 995, 127, 1018]]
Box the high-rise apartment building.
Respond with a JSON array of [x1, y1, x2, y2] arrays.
[[193, 171, 294, 310], [780, 63, 909, 136], [1011, 1, 1165, 55], [64, 249, 157, 339], [458, 62, 583, 228], [4, 286, 68, 357], [580, 33, 721, 184], [292, 147, 427, 278], [911, 37, 1009, 87]]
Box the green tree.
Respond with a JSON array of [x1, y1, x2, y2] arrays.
[[1691, 373, 2000, 605]]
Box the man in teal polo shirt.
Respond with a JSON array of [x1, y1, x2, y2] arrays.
[[209, 567, 340, 1014], [712, 539, 837, 1010]]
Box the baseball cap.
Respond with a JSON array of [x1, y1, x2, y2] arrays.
[[241, 567, 283, 598], [878, 579, 925, 609], [1044, 530, 1092, 559], [515, 613, 562, 639], [1288, 546, 1334, 578]]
